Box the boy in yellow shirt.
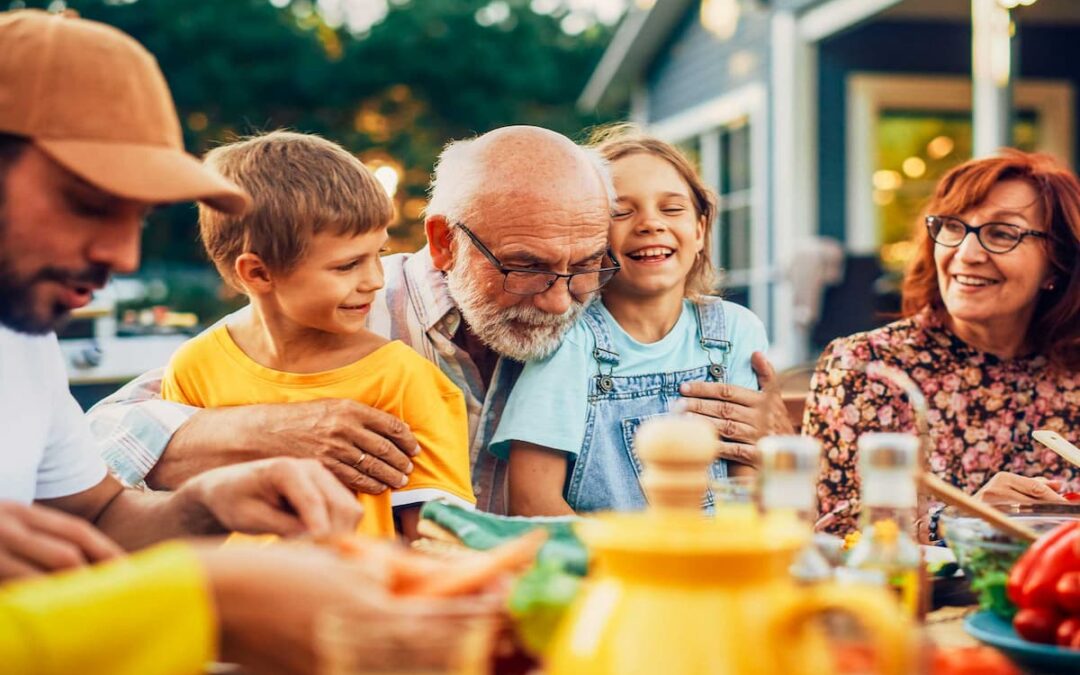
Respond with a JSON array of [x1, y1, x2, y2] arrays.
[[161, 131, 474, 539]]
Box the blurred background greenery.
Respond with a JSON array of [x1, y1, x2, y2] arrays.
[[10, 0, 624, 323]]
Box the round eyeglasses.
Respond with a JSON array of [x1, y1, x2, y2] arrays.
[[455, 223, 620, 298], [925, 215, 1048, 254]]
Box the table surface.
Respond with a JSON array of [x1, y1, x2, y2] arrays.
[[925, 606, 979, 648]]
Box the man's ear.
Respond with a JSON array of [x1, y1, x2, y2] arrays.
[[426, 215, 454, 271], [234, 253, 274, 293]]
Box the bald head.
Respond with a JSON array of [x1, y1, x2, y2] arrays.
[[425, 125, 615, 362], [426, 125, 614, 226]]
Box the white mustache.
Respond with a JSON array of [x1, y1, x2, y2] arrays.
[[445, 249, 585, 361], [499, 304, 578, 327]]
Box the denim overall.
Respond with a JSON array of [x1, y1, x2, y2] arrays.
[[564, 299, 731, 514]]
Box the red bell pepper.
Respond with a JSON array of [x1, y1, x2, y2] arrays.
[[1014, 606, 1063, 644], [1056, 616, 1080, 647], [1020, 527, 1080, 608], [1008, 522, 1079, 605], [1057, 572, 1080, 614], [1063, 492, 1080, 502]]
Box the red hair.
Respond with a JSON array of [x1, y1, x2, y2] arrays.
[[901, 149, 1080, 369]]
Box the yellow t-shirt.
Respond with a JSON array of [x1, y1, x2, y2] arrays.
[[161, 326, 474, 538], [0, 542, 214, 675]]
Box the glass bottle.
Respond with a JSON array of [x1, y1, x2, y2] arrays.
[[759, 435, 832, 583], [839, 433, 924, 617]]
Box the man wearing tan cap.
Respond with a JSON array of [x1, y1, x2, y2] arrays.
[[0, 11, 389, 675]]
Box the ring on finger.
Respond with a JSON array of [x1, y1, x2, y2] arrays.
[[352, 452, 366, 470]]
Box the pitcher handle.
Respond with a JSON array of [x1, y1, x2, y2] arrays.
[[771, 582, 917, 675]]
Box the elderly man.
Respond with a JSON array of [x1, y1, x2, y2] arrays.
[[0, 11, 394, 675], [91, 128, 791, 513]]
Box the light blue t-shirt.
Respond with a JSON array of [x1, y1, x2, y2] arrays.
[[489, 299, 769, 459]]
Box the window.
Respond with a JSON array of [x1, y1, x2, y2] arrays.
[[846, 74, 1074, 261], [675, 116, 755, 307], [873, 110, 1039, 272], [653, 83, 769, 329]]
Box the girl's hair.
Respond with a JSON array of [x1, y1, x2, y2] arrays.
[[902, 149, 1079, 370], [587, 123, 719, 301]]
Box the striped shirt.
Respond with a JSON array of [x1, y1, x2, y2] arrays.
[[88, 246, 514, 513]]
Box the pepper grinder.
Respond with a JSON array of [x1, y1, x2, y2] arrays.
[[634, 414, 717, 512]]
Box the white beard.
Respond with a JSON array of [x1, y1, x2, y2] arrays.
[[445, 251, 586, 362]]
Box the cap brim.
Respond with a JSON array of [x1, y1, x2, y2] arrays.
[[35, 139, 251, 215]]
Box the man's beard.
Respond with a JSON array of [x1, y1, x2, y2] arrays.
[[445, 251, 587, 362], [0, 212, 109, 335]]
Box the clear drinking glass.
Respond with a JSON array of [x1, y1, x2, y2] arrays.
[[709, 475, 760, 507], [318, 597, 501, 675]]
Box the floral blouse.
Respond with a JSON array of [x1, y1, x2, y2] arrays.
[[805, 309, 1080, 535]]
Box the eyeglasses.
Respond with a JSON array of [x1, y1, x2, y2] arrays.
[[925, 215, 1048, 254], [454, 223, 620, 298]]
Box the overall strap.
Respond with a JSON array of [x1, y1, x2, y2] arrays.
[[694, 298, 731, 381], [582, 301, 620, 393]]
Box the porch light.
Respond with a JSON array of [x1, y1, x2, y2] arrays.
[[872, 170, 903, 191], [902, 157, 926, 179], [701, 0, 740, 40], [926, 136, 954, 160], [373, 164, 401, 198]]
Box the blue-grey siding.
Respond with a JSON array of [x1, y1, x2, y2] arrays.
[[645, 3, 771, 123]]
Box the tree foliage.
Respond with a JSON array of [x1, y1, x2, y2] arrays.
[[12, 0, 618, 258]]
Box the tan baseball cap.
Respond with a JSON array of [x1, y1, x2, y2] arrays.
[[0, 10, 250, 214]]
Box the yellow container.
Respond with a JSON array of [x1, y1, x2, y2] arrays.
[[546, 508, 917, 675]]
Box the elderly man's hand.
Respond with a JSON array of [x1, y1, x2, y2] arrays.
[[177, 458, 365, 538], [974, 473, 1068, 505], [677, 352, 794, 469], [0, 501, 123, 581], [156, 398, 419, 494]]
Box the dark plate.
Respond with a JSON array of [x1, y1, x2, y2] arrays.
[[964, 610, 1080, 674]]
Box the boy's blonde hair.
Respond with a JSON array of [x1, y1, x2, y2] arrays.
[[199, 130, 393, 290], [587, 123, 719, 301]]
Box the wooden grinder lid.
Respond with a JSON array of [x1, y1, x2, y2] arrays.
[[635, 414, 716, 512]]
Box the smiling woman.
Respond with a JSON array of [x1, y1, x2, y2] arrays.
[[807, 150, 1080, 536]]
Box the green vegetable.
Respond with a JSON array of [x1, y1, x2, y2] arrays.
[[963, 547, 1023, 619], [507, 560, 583, 656], [971, 571, 1015, 619], [419, 501, 589, 575]]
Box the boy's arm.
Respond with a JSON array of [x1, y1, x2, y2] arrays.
[[507, 442, 575, 517]]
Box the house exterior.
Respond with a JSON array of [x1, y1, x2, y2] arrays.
[[580, 0, 1080, 367]]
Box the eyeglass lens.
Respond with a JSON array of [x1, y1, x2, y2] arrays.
[[503, 267, 617, 296], [929, 216, 1024, 253]]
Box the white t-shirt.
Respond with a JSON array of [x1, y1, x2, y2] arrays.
[[0, 326, 107, 502]]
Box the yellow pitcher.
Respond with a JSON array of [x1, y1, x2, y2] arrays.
[[545, 416, 918, 675]]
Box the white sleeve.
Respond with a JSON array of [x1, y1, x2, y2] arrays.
[[35, 337, 108, 500]]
